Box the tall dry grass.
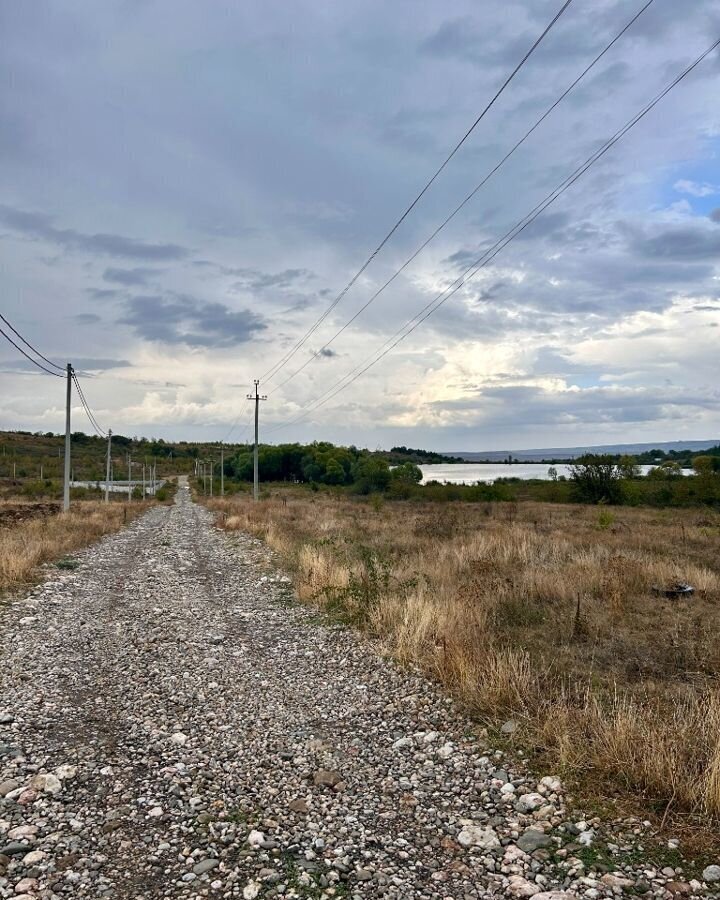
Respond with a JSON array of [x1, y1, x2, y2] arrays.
[[208, 493, 720, 821], [0, 501, 149, 592]]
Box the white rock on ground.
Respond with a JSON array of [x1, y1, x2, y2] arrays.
[[0, 479, 712, 898]]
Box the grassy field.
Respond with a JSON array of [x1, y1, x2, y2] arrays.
[[0, 496, 160, 594], [207, 489, 720, 837]]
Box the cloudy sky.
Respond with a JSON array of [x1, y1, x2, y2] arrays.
[[1, 0, 719, 451]]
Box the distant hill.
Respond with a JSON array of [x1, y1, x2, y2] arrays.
[[452, 440, 720, 462]]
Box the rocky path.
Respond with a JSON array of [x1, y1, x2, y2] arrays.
[[0, 483, 716, 899]]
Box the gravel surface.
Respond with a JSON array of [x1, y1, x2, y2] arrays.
[[1, 480, 717, 899]]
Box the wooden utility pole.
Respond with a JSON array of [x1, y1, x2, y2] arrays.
[[63, 363, 72, 512], [105, 429, 112, 503], [247, 380, 267, 502]]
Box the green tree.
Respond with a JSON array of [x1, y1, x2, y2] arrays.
[[390, 462, 423, 484], [648, 460, 683, 480], [693, 455, 718, 476], [352, 457, 391, 494], [617, 455, 639, 480], [323, 457, 346, 485], [569, 455, 624, 504]]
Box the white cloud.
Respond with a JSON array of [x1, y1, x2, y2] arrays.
[[673, 179, 719, 198]]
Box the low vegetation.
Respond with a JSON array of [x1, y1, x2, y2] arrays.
[[0, 430, 458, 487], [208, 490, 720, 834], [0, 499, 153, 594]]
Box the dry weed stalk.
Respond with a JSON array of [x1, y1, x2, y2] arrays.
[[208, 493, 720, 817], [0, 502, 149, 592]]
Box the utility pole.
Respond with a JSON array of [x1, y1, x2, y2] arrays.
[[247, 380, 267, 502], [127, 455, 133, 502], [142, 463, 146, 500], [105, 429, 112, 503], [220, 444, 224, 497], [209, 459, 213, 497], [63, 363, 72, 512]]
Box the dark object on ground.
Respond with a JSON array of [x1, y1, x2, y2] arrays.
[[0, 502, 58, 529], [652, 582, 694, 599]]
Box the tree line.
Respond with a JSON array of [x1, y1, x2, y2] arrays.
[[225, 442, 424, 493]]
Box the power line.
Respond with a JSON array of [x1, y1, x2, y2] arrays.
[[72, 372, 107, 437], [0, 312, 95, 378], [268, 0, 656, 397], [220, 395, 252, 443], [260, 0, 575, 385], [73, 376, 104, 436], [0, 324, 64, 378], [268, 34, 720, 434], [0, 312, 65, 372]]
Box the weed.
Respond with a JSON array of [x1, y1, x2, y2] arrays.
[[281, 854, 349, 897], [596, 508, 615, 530], [0, 501, 150, 592], [207, 492, 720, 828]]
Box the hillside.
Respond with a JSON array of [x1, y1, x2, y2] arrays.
[[455, 439, 720, 462], [0, 430, 459, 483]]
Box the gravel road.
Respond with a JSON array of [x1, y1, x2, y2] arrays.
[[1, 482, 717, 899]]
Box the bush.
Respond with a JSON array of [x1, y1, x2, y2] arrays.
[[570, 455, 624, 504], [390, 462, 423, 485]]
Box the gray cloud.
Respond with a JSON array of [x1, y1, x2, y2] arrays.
[[230, 268, 314, 292], [103, 267, 160, 286], [118, 295, 266, 347], [1, 356, 130, 373], [0, 205, 188, 260], [627, 222, 720, 261], [72, 358, 132, 371], [433, 383, 719, 428], [71, 313, 101, 325], [86, 288, 120, 300], [710, 208, 720, 224], [421, 17, 539, 70], [2, 0, 719, 445]]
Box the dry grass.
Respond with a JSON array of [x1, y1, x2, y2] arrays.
[[209, 492, 720, 826], [0, 500, 150, 593]]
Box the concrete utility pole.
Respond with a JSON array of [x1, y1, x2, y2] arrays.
[[209, 459, 213, 497], [63, 363, 72, 512], [247, 380, 267, 502], [142, 464, 146, 500], [105, 429, 112, 503], [220, 445, 224, 497], [127, 455, 133, 502]]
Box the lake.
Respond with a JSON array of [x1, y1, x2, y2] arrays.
[[418, 463, 684, 485]]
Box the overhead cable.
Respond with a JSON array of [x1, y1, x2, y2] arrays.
[[0, 324, 64, 378], [0, 312, 65, 372], [268, 35, 720, 433], [72, 372, 108, 437], [268, 0, 656, 396], [260, 0, 575, 384]]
